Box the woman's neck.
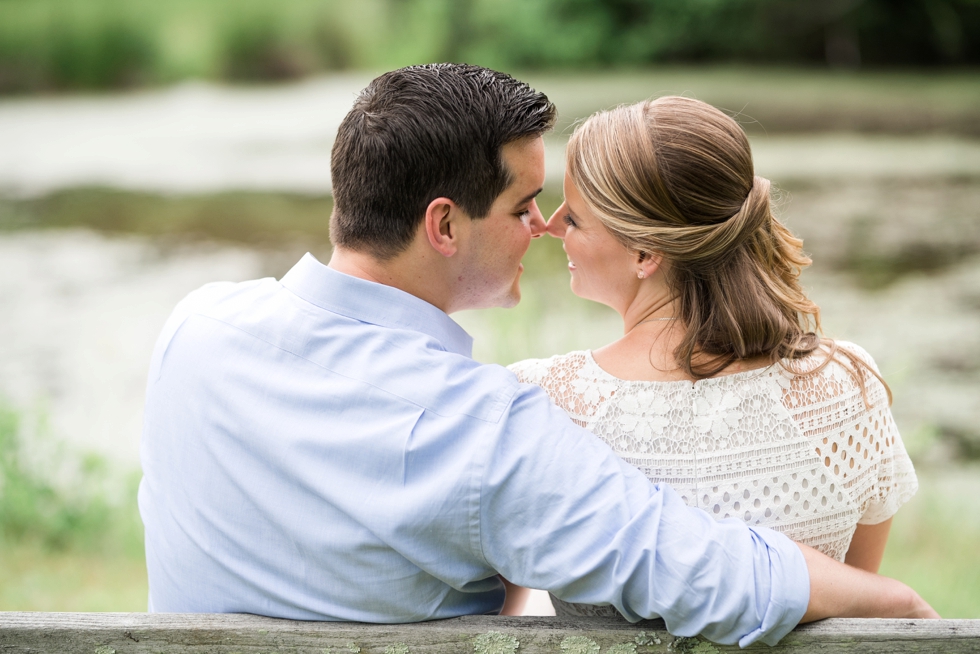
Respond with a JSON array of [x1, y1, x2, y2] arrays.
[[595, 291, 772, 383], [594, 315, 692, 382]]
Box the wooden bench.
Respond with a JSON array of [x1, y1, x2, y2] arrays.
[[2, 613, 979, 653]]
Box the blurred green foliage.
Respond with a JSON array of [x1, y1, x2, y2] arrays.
[[0, 0, 978, 93], [463, 0, 980, 69], [0, 1, 159, 91], [880, 466, 980, 618], [0, 403, 147, 610], [0, 189, 335, 247], [0, 403, 142, 556]]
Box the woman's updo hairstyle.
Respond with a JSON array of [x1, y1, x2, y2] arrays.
[[566, 96, 822, 378]]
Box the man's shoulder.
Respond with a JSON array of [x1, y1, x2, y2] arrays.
[[155, 276, 528, 426], [147, 276, 278, 380], [172, 277, 278, 321]]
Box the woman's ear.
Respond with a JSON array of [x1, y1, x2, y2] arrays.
[[636, 251, 664, 280], [423, 197, 461, 257]]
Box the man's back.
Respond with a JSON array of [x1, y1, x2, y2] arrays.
[[140, 255, 521, 620]]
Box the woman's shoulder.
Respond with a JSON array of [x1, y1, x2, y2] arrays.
[[833, 340, 882, 373], [507, 351, 590, 385], [788, 340, 882, 386], [779, 339, 891, 423]]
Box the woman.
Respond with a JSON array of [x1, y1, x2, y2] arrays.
[[508, 96, 923, 618]]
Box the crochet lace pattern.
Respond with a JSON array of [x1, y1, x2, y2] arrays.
[[509, 341, 917, 619]]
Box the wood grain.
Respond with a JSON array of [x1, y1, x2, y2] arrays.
[[1, 613, 978, 653]]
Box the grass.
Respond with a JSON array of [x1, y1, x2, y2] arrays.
[[880, 466, 980, 618], [0, 541, 147, 611], [0, 403, 147, 611]]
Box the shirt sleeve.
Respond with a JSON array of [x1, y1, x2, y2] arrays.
[[478, 381, 810, 647], [858, 414, 918, 525], [837, 342, 919, 525]]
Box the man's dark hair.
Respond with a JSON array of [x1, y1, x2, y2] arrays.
[[329, 63, 557, 259]]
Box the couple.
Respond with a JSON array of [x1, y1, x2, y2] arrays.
[[138, 63, 935, 647]]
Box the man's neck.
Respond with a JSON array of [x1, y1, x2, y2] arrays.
[[328, 246, 453, 313]]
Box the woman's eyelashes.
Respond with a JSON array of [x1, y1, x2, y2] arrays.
[[562, 213, 577, 228]]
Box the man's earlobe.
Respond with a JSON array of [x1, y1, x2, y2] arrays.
[[424, 198, 460, 257]]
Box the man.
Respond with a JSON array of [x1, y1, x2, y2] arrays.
[[139, 64, 933, 647]]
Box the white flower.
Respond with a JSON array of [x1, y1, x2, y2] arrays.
[[689, 389, 745, 441], [619, 394, 640, 413], [633, 420, 653, 440], [648, 394, 671, 415], [571, 375, 616, 406], [512, 359, 548, 384], [618, 412, 639, 432], [648, 414, 669, 434]]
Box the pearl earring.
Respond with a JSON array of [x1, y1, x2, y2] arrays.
[[637, 271, 645, 279]]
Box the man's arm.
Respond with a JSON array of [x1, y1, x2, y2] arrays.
[[799, 543, 939, 620], [492, 526, 935, 621], [479, 385, 810, 646], [476, 383, 942, 646]]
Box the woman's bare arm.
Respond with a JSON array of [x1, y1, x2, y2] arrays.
[[844, 519, 892, 573], [799, 542, 939, 621], [502, 544, 936, 622], [499, 577, 531, 616]]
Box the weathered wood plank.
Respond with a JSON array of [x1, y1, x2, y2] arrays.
[[1, 613, 979, 654]]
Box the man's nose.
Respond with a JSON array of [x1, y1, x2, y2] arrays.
[[545, 205, 566, 238], [528, 201, 547, 238]]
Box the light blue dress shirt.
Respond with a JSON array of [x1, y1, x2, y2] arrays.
[[139, 253, 809, 647]]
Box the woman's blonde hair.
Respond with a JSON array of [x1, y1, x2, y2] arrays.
[[567, 96, 887, 398]]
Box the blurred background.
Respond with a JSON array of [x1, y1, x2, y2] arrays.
[[1, 0, 979, 617]]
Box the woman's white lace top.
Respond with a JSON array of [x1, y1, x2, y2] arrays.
[[509, 341, 917, 618], [510, 342, 916, 558]]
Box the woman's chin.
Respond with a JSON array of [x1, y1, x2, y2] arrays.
[[569, 280, 588, 300]]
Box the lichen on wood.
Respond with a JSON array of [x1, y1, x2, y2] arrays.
[[473, 630, 520, 654], [560, 635, 600, 654]]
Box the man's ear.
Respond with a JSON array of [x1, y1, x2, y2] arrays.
[[424, 197, 463, 257]]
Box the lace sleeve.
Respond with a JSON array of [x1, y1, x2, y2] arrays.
[[836, 342, 919, 525], [507, 357, 551, 386]]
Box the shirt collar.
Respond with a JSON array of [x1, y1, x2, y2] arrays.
[[280, 253, 474, 358]]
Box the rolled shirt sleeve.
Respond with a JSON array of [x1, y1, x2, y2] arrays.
[[479, 383, 810, 646]]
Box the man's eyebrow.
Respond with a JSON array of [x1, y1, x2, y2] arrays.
[[517, 188, 543, 206]]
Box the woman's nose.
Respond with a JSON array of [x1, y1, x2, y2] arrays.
[[546, 206, 566, 238]]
